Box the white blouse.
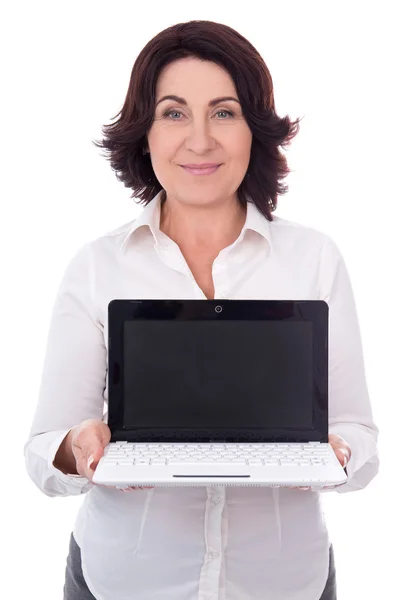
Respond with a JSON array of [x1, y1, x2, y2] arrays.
[[24, 191, 379, 600]]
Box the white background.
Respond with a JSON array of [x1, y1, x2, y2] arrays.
[[1, 1, 398, 598]]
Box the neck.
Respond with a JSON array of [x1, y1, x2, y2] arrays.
[[159, 193, 247, 252]]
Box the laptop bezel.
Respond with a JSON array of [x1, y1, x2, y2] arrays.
[[107, 299, 329, 443]]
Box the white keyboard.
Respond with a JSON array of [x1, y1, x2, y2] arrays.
[[104, 442, 336, 467]]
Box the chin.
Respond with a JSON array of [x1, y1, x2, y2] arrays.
[[163, 189, 218, 205]]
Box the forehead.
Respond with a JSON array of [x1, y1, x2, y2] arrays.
[[156, 57, 236, 97]]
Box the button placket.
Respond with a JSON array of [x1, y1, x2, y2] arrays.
[[206, 487, 225, 556], [198, 487, 226, 599], [207, 549, 220, 561]]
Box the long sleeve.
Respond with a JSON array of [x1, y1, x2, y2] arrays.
[[318, 235, 379, 493], [23, 242, 107, 497]]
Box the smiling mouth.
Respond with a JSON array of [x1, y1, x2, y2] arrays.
[[180, 165, 222, 175]]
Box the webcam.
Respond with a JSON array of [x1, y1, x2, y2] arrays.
[[215, 305, 223, 313]]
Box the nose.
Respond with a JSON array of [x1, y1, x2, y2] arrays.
[[184, 118, 217, 154]]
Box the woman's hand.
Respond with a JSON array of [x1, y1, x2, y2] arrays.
[[296, 433, 351, 491], [55, 419, 154, 492], [327, 433, 351, 468]]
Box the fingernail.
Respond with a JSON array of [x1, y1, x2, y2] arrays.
[[87, 455, 94, 470]]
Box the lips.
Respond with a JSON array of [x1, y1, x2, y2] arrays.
[[181, 164, 221, 176], [182, 163, 221, 169]]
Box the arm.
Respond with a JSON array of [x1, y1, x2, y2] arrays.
[[23, 242, 107, 497], [318, 235, 379, 493]]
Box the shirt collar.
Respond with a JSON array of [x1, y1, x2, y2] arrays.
[[120, 191, 164, 253], [242, 195, 273, 251], [120, 190, 273, 254]]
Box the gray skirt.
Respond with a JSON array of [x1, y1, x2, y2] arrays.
[[64, 532, 337, 600]]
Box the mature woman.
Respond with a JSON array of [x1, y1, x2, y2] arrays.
[[24, 19, 379, 600]]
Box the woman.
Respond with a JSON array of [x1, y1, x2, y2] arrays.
[[24, 20, 379, 600]]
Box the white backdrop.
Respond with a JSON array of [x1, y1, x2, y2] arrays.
[[1, 1, 398, 598]]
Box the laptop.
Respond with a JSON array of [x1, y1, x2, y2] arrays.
[[92, 299, 347, 489]]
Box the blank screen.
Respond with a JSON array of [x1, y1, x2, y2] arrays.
[[122, 320, 313, 430]]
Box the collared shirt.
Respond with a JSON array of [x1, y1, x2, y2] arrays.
[[24, 190, 379, 600]]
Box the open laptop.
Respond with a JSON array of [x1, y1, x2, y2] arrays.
[[92, 299, 347, 489]]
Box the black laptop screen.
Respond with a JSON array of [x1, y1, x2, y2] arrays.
[[122, 320, 313, 430]]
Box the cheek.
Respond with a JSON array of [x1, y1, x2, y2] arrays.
[[227, 130, 252, 158], [151, 137, 180, 163]]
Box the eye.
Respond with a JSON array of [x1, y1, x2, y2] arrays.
[[163, 109, 182, 120], [216, 110, 234, 119], [162, 109, 234, 120]]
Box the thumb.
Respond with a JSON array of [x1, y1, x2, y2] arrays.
[[85, 426, 111, 474], [87, 448, 104, 472]]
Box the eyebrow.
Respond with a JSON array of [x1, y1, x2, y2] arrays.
[[156, 95, 241, 108]]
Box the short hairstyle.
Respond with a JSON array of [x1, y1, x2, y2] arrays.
[[92, 20, 302, 220]]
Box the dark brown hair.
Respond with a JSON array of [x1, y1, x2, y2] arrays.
[[92, 20, 302, 220]]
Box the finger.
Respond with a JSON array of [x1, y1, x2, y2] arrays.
[[87, 453, 104, 476], [70, 443, 101, 479], [321, 485, 337, 490], [91, 482, 117, 489], [73, 425, 111, 479], [339, 448, 349, 466], [333, 447, 349, 468], [81, 444, 108, 479]]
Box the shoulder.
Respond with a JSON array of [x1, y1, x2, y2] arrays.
[[269, 214, 336, 254], [85, 218, 138, 257], [269, 215, 348, 297], [62, 219, 137, 278]]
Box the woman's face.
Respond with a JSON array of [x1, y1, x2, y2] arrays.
[[146, 57, 253, 208]]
